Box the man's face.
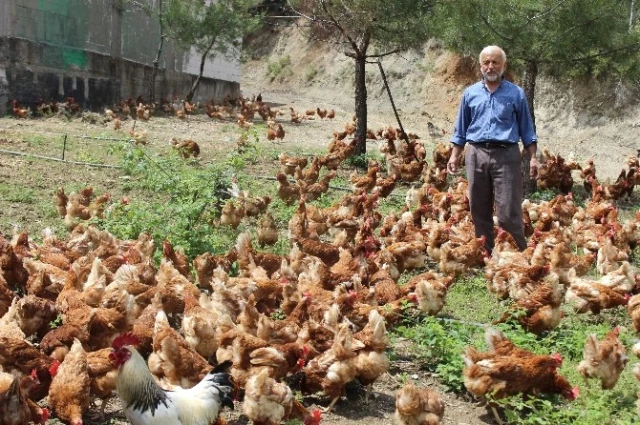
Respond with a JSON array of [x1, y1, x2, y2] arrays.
[[480, 51, 505, 82]]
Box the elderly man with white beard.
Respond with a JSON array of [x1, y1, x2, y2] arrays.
[[446, 45, 539, 255]]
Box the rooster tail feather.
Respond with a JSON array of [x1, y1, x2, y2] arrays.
[[207, 360, 235, 410], [220, 391, 235, 410], [212, 360, 233, 374]]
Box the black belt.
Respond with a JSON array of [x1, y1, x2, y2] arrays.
[[471, 142, 514, 149]]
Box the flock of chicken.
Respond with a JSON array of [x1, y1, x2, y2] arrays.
[[2, 94, 640, 425]]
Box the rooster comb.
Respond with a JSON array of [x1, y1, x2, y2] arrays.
[[112, 333, 140, 351]]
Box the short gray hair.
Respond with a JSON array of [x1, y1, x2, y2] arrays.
[[479, 46, 507, 63]]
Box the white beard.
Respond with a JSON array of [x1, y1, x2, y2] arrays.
[[483, 71, 503, 82]]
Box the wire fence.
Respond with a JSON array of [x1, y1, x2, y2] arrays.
[[0, 132, 408, 198]]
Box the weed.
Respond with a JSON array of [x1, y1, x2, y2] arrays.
[[49, 314, 63, 329], [305, 65, 319, 82], [267, 55, 293, 82], [0, 184, 36, 204]]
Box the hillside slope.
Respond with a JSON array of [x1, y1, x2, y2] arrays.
[[242, 23, 640, 179]]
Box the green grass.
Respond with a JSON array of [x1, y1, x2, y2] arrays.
[[0, 184, 37, 204]]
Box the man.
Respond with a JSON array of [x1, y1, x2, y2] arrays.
[[447, 45, 539, 253]]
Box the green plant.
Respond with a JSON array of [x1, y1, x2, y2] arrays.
[[0, 184, 36, 204], [49, 314, 63, 329], [267, 55, 293, 82], [305, 65, 319, 82], [99, 142, 238, 259], [76, 150, 104, 164]]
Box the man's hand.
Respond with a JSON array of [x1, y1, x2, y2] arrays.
[[447, 145, 464, 175], [529, 155, 540, 179], [525, 143, 539, 179]]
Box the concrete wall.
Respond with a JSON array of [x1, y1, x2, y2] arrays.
[[0, 0, 241, 114]]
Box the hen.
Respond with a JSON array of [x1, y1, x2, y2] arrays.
[[110, 334, 234, 425], [148, 310, 212, 388], [395, 382, 445, 425], [463, 343, 577, 423], [0, 370, 49, 425], [300, 323, 364, 412], [48, 338, 91, 425], [577, 327, 628, 390], [276, 173, 303, 205], [243, 368, 322, 425], [257, 213, 279, 247]]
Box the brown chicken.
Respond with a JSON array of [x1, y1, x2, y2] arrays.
[[463, 344, 577, 423], [411, 273, 455, 316], [148, 310, 212, 388], [277, 173, 303, 205], [161, 239, 192, 280], [235, 232, 283, 278], [350, 162, 381, 193], [243, 368, 322, 425], [352, 310, 390, 401], [431, 143, 452, 170], [395, 382, 445, 425], [495, 278, 563, 335], [171, 138, 201, 158], [295, 236, 340, 267], [302, 171, 336, 202], [181, 291, 220, 362], [438, 236, 487, 276], [577, 327, 628, 389], [48, 339, 91, 425], [257, 213, 279, 247], [628, 294, 640, 333], [379, 241, 427, 281], [0, 371, 49, 425], [565, 269, 631, 314], [86, 348, 118, 418], [55, 187, 68, 217], [11, 99, 30, 118], [300, 323, 364, 412], [220, 199, 246, 229]]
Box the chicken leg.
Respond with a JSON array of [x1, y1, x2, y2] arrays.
[[364, 384, 373, 403], [489, 404, 505, 425], [323, 396, 341, 413]]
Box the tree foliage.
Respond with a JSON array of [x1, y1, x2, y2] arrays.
[[289, 0, 435, 155], [163, 0, 263, 101], [433, 0, 640, 82]]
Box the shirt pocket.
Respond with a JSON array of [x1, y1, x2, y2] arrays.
[[494, 98, 514, 124]]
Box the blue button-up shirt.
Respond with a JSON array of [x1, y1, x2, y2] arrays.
[[451, 79, 537, 147]]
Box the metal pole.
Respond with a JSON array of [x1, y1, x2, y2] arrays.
[[375, 61, 420, 163], [62, 134, 68, 160]]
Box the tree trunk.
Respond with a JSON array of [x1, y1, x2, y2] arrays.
[[186, 38, 216, 103], [521, 60, 538, 195], [150, 0, 164, 102], [353, 54, 367, 156]]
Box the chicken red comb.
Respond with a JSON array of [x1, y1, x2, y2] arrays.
[[41, 407, 50, 423], [112, 333, 140, 351], [551, 353, 563, 365], [571, 386, 580, 399], [48, 360, 60, 377]]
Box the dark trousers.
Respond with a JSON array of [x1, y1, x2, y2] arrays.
[[465, 143, 526, 251]]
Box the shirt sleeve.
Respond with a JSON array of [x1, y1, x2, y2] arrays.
[[516, 89, 537, 146], [451, 91, 469, 146]]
